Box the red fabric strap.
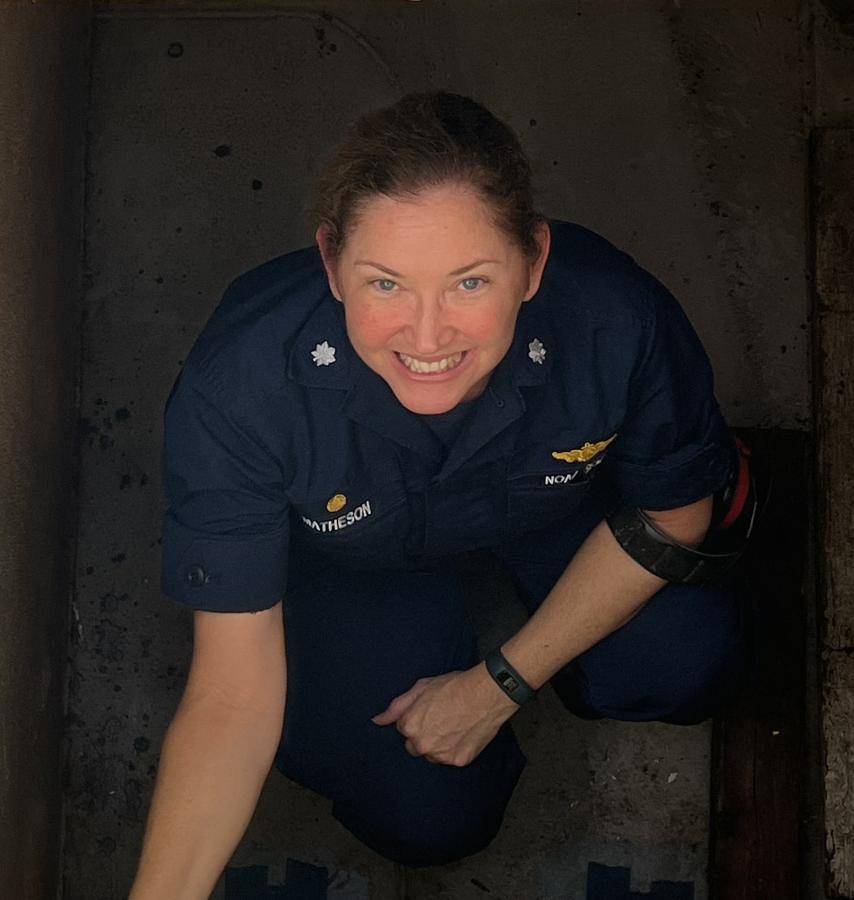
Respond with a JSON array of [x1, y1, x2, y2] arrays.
[[719, 436, 751, 530]]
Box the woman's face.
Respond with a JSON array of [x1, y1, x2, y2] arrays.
[[317, 184, 551, 415]]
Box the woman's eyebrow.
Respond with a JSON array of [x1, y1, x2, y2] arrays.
[[447, 259, 501, 275], [354, 259, 501, 277], [353, 261, 403, 276]]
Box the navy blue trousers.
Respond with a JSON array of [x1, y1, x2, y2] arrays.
[[274, 522, 752, 867]]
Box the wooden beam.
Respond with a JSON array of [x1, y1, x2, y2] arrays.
[[709, 428, 808, 900], [813, 126, 854, 898]]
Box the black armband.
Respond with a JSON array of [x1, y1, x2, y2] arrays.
[[606, 435, 768, 585]]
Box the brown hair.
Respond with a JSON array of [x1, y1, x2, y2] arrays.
[[312, 91, 545, 263]]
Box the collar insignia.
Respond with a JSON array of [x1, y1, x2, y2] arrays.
[[528, 337, 546, 365], [552, 433, 617, 464], [311, 340, 336, 367]]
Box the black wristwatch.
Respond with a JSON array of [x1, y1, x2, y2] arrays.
[[485, 648, 536, 706]]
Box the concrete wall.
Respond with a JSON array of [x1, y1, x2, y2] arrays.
[[0, 4, 91, 899]]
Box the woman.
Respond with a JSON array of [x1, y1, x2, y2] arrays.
[[130, 92, 750, 896]]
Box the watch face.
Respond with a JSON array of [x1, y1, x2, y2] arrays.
[[500, 670, 519, 692]]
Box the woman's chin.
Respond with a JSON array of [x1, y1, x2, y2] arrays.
[[390, 376, 490, 415], [394, 388, 463, 415]]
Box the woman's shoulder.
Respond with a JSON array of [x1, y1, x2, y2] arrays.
[[543, 219, 676, 331], [179, 243, 331, 405]]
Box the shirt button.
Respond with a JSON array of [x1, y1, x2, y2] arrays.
[[187, 565, 208, 586]]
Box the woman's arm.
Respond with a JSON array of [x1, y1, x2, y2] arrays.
[[372, 496, 713, 765], [129, 602, 287, 900], [498, 495, 713, 691]]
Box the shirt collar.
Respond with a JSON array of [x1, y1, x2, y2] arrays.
[[285, 293, 444, 462], [503, 293, 555, 388], [284, 284, 557, 471], [286, 291, 355, 390]]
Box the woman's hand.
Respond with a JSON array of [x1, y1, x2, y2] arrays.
[[371, 663, 520, 766]]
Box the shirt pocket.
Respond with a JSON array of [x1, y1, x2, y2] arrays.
[[289, 477, 411, 568], [506, 433, 614, 533]]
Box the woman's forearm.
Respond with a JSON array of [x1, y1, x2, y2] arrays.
[[128, 693, 285, 900], [500, 496, 713, 691]]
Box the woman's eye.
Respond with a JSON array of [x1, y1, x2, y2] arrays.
[[373, 279, 397, 293], [460, 277, 485, 292]]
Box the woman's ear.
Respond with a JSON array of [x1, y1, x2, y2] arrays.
[[522, 220, 551, 303], [315, 223, 344, 302]]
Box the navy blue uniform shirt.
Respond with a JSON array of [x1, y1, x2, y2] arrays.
[[160, 220, 737, 613]]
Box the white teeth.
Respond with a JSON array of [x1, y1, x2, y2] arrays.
[[398, 351, 464, 374]]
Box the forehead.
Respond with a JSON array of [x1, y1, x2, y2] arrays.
[[343, 185, 513, 260]]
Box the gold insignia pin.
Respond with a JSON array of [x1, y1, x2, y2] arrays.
[[552, 433, 617, 464], [326, 494, 347, 513]]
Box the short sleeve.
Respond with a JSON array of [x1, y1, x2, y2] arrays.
[[159, 367, 289, 612], [605, 275, 737, 511]]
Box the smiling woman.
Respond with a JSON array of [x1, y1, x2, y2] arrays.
[[133, 91, 754, 893], [316, 184, 551, 414]]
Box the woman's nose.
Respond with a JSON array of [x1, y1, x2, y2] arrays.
[[409, 296, 453, 355]]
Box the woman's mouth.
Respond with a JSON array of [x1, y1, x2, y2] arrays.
[[396, 351, 466, 374]]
